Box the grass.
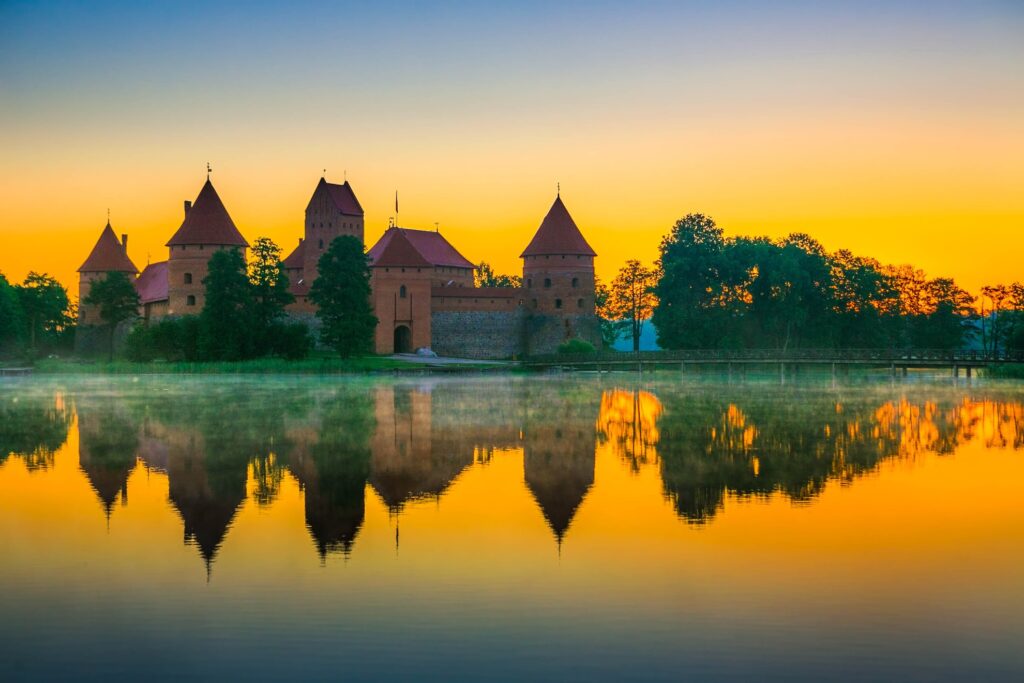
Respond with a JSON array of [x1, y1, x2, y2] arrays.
[[33, 355, 445, 375], [988, 363, 1024, 379]]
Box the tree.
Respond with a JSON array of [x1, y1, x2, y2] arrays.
[[199, 248, 255, 361], [0, 272, 25, 355], [595, 277, 627, 348], [83, 271, 140, 361], [16, 272, 72, 353], [249, 237, 294, 355], [475, 262, 522, 288], [652, 214, 735, 349], [310, 235, 377, 358], [605, 260, 658, 352]]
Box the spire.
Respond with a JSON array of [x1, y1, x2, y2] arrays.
[[166, 179, 248, 247], [520, 194, 596, 258], [78, 221, 138, 273]]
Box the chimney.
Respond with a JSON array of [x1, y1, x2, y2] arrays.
[[121, 234, 128, 249], [184, 200, 192, 217]]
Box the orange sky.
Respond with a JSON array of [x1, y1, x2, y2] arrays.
[[1, 3, 1022, 298]]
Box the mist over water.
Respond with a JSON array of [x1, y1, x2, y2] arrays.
[[1, 374, 1022, 681]]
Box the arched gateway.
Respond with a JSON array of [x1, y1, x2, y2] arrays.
[[393, 325, 412, 354]]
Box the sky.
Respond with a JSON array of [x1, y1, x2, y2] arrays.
[[1, 0, 1022, 297]]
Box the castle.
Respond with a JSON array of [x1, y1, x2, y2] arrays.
[[77, 176, 600, 357]]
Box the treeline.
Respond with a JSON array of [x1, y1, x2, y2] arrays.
[[0, 272, 75, 358], [645, 213, 1023, 352]]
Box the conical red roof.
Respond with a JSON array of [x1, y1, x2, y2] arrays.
[[520, 195, 596, 258], [78, 222, 138, 273], [166, 180, 248, 247]]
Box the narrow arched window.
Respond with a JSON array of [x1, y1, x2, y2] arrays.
[[577, 298, 584, 308], [184, 273, 192, 284], [544, 278, 552, 288], [399, 285, 407, 298], [319, 239, 324, 249], [186, 295, 196, 306], [555, 298, 563, 309], [572, 277, 579, 288]]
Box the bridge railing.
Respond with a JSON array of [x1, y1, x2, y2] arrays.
[[524, 348, 1024, 364]]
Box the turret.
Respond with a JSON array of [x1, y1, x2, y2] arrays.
[[165, 179, 248, 315], [77, 221, 138, 325], [303, 177, 364, 282], [521, 194, 596, 316]]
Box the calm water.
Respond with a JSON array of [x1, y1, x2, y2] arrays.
[[1, 374, 1022, 682]]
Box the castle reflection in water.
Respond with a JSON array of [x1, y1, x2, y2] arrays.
[[2, 378, 1022, 571]]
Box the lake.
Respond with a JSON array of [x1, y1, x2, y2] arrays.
[[1, 373, 1022, 681]]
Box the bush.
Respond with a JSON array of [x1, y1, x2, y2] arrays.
[[268, 321, 312, 360], [557, 338, 597, 355], [125, 316, 200, 362]]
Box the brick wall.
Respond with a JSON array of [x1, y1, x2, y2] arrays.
[[430, 309, 527, 359]]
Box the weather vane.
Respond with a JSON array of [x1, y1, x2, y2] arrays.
[[557, 181, 560, 196], [207, 162, 212, 179]]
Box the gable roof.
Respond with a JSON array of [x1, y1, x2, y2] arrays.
[[135, 261, 169, 304], [520, 195, 596, 258], [308, 177, 364, 216], [368, 228, 475, 269], [166, 179, 248, 247], [78, 222, 138, 273], [282, 239, 305, 270]]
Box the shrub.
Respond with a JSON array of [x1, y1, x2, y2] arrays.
[[268, 321, 312, 360], [557, 338, 597, 354], [125, 316, 200, 362]]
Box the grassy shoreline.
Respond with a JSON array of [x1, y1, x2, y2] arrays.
[[29, 356, 512, 375]]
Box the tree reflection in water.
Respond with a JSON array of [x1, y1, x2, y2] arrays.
[[0, 392, 72, 471]]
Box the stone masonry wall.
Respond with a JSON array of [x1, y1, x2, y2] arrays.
[[431, 310, 527, 359], [523, 313, 602, 356]]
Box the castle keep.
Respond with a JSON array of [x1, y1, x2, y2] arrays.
[[78, 176, 601, 357]]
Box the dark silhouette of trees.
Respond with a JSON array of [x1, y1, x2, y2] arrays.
[[83, 271, 140, 361], [653, 214, 977, 351], [475, 261, 522, 288], [0, 272, 24, 356], [310, 235, 377, 358], [199, 249, 255, 360], [15, 272, 73, 354], [249, 237, 295, 355]]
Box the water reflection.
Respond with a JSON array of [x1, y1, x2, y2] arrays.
[[2, 378, 1022, 571]]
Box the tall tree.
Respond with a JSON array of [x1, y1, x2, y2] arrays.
[[310, 235, 377, 358], [653, 214, 735, 349], [83, 271, 140, 361], [16, 272, 72, 352], [475, 262, 522, 288], [199, 249, 255, 361], [605, 260, 658, 352], [0, 272, 25, 354], [595, 278, 627, 348], [248, 237, 294, 354]]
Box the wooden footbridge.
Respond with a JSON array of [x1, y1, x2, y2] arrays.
[[523, 349, 1023, 377]]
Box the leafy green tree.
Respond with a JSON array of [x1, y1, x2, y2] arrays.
[[652, 214, 736, 349], [594, 277, 626, 347], [199, 249, 255, 361], [475, 261, 522, 288], [310, 236, 377, 358], [249, 237, 294, 355], [605, 260, 658, 352], [16, 272, 72, 353], [0, 272, 25, 355], [915, 278, 974, 350], [83, 271, 140, 361]]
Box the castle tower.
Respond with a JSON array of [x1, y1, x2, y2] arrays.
[[302, 177, 364, 282], [77, 220, 138, 325], [521, 194, 597, 316], [165, 179, 248, 315]]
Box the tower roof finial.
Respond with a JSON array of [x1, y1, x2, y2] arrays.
[[206, 162, 212, 180], [557, 181, 560, 197]]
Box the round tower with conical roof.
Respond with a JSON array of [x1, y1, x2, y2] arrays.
[[520, 194, 600, 351], [165, 179, 248, 315], [77, 220, 138, 326]]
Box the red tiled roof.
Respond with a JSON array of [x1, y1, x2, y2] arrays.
[[432, 286, 521, 298], [368, 228, 475, 269], [282, 239, 305, 270], [78, 222, 138, 273], [166, 180, 248, 247], [309, 177, 364, 216], [135, 261, 168, 304], [520, 195, 596, 258]]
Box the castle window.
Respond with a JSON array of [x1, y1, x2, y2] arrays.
[[184, 273, 192, 284], [555, 298, 563, 309], [319, 239, 324, 249], [543, 278, 551, 288], [577, 298, 584, 308], [527, 279, 532, 288], [399, 285, 407, 298], [532, 299, 538, 308], [401, 268, 406, 273], [199, 245, 204, 250], [572, 277, 579, 288], [186, 295, 196, 306], [561, 255, 565, 260]]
